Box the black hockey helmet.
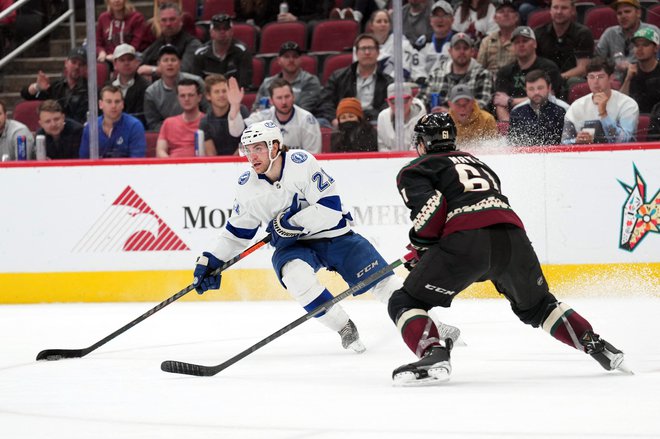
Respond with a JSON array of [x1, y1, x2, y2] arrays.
[[412, 113, 457, 154]]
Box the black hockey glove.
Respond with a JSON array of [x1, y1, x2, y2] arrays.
[[405, 229, 438, 271]]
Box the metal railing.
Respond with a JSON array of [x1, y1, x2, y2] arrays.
[[0, 0, 76, 70]]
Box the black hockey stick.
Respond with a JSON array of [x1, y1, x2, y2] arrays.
[[36, 236, 271, 361], [160, 251, 414, 376]]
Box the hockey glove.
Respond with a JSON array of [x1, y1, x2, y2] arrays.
[[404, 229, 438, 271], [193, 252, 224, 294], [267, 194, 304, 249]]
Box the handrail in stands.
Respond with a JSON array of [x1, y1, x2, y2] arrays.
[[0, 0, 76, 70]]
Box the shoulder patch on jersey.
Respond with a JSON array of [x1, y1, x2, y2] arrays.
[[238, 171, 251, 185], [306, 114, 317, 125], [291, 152, 308, 163]]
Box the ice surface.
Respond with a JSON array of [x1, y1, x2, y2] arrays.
[[1, 297, 659, 439]]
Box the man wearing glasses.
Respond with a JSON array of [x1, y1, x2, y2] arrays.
[[561, 57, 639, 144], [315, 34, 393, 126]]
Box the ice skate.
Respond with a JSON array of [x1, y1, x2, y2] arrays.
[[437, 321, 466, 346], [339, 319, 366, 354], [393, 339, 453, 386], [581, 331, 632, 374]]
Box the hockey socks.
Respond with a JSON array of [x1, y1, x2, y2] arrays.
[[542, 302, 628, 372], [396, 309, 442, 358], [542, 302, 593, 350]]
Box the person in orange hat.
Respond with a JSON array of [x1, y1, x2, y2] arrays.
[[330, 97, 377, 152]]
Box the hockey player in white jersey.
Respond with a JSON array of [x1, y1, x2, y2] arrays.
[[191, 120, 449, 352]]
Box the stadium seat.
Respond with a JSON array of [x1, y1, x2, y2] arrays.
[[96, 62, 109, 87], [568, 81, 590, 103], [201, 0, 235, 20], [636, 114, 651, 142], [145, 131, 159, 157], [269, 54, 318, 76], [242, 92, 257, 110], [12, 100, 41, 133], [182, 0, 198, 19], [232, 23, 258, 53], [252, 57, 264, 89], [527, 9, 551, 30], [646, 4, 660, 28], [310, 19, 359, 53], [259, 22, 307, 55], [584, 6, 618, 41], [321, 52, 353, 85], [574, 2, 596, 24]]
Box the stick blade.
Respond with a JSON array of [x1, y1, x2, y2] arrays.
[[161, 360, 217, 376], [36, 349, 86, 361]]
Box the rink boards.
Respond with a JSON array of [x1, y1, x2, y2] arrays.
[[1, 144, 659, 303]]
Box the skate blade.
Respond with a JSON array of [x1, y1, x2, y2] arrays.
[[346, 339, 366, 354], [453, 336, 467, 347], [393, 369, 451, 387], [614, 359, 634, 375]]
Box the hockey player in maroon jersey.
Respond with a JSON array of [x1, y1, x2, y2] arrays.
[[388, 112, 628, 386]]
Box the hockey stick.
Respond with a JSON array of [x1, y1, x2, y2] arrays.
[[36, 236, 271, 361], [160, 251, 414, 376]]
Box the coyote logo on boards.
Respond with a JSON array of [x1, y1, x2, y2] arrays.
[[73, 186, 189, 252], [619, 165, 659, 251]]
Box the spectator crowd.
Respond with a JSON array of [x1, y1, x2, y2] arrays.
[[2, 0, 660, 161]]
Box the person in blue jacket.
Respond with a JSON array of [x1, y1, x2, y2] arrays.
[[79, 85, 146, 158]]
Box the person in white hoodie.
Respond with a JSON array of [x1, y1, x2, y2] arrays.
[[377, 83, 427, 151]]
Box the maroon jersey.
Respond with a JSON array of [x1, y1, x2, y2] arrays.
[[396, 151, 524, 242]]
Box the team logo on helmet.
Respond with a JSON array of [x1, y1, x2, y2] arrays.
[[238, 171, 251, 185], [264, 121, 277, 129], [619, 164, 659, 251], [291, 152, 307, 163]]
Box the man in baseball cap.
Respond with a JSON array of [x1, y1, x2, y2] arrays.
[[112, 44, 149, 126], [252, 40, 321, 113], [191, 12, 252, 88], [494, 25, 563, 122], [418, 1, 455, 72], [621, 27, 660, 112], [447, 84, 497, 146], [476, 0, 518, 75], [596, 0, 660, 78], [20, 45, 89, 123]]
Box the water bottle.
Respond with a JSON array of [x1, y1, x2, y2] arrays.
[[430, 93, 440, 108], [16, 135, 27, 161], [195, 129, 205, 157], [613, 52, 625, 69], [279, 2, 289, 14], [36, 134, 46, 160]]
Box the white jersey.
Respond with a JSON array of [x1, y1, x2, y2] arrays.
[[245, 105, 322, 154], [211, 150, 351, 261], [419, 38, 450, 76]]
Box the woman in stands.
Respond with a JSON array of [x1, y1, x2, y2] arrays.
[[96, 0, 146, 63], [452, 0, 498, 45]]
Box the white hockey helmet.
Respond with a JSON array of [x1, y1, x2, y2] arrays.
[[239, 120, 283, 156]]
